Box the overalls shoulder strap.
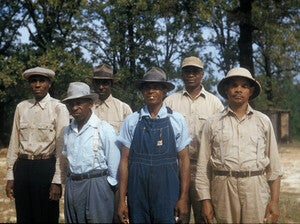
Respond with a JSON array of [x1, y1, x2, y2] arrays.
[[93, 120, 103, 169]]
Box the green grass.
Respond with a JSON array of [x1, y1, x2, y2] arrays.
[[279, 192, 300, 223]]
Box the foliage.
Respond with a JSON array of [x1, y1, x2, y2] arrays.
[[0, 0, 299, 146]]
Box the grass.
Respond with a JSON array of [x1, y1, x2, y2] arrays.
[[279, 192, 300, 223], [1, 143, 300, 223]]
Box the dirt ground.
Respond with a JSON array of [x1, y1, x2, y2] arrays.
[[0, 142, 300, 223]]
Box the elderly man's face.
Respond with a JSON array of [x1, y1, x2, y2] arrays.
[[66, 98, 93, 123], [92, 79, 112, 101], [28, 75, 51, 101], [181, 66, 203, 88], [141, 83, 167, 107], [225, 77, 254, 106]]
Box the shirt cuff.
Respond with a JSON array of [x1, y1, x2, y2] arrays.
[[107, 176, 118, 186]]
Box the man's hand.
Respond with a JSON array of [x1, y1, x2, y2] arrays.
[[174, 198, 188, 223], [118, 200, 129, 224], [6, 180, 14, 200], [264, 200, 280, 223], [202, 199, 215, 224], [49, 183, 62, 201]]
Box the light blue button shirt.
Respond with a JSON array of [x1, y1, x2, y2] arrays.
[[63, 113, 120, 185], [118, 104, 191, 151]]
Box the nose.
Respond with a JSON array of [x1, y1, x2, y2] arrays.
[[35, 81, 42, 87], [98, 84, 106, 90], [235, 85, 242, 92]]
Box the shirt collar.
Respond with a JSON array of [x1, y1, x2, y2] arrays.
[[94, 94, 113, 108], [31, 93, 51, 109], [222, 104, 254, 117], [182, 85, 207, 99], [70, 112, 99, 133], [140, 104, 168, 119]]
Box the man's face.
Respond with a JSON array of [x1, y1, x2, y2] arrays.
[[181, 66, 203, 88], [28, 75, 52, 101], [92, 79, 112, 101], [66, 98, 93, 123], [141, 83, 167, 107], [225, 77, 254, 106]]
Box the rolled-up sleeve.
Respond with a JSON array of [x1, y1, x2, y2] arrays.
[[265, 118, 283, 180], [52, 103, 70, 184], [6, 106, 21, 180], [100, 122, 121, 186], [195, 120, 213, 200]]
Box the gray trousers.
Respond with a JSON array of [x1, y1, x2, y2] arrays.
[[64, 175, 114, 223]]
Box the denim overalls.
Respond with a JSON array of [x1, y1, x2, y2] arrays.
[[127, 108, 179, 223]]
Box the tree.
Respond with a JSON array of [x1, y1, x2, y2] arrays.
[[253, 0, 300, 107]]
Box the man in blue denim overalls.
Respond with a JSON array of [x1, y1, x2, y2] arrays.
[[117, 67, 191, 224]]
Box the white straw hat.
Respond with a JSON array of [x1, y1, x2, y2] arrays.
[[217, 67, 261, 100]]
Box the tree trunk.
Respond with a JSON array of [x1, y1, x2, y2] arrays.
[[238, 0, 255, 76]]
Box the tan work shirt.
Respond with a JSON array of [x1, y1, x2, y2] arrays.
[[165, 87, 224, 177], [93, 94, 132, 133], [195, 105, 283, 200], [6, 93, 70, 184]]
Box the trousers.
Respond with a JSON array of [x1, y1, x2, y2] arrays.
[[64, 170, 114, 223], [13, 157, 59, 223]]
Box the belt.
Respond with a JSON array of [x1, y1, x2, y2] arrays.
[[68, 170, 108, 181], [214, 169, 265, 178], [18, 153, 55, 160]]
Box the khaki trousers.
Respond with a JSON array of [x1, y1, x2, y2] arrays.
[[211, 175, 270, 223]]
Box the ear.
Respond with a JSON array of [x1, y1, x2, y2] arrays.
[[162, 88, 168, 96]]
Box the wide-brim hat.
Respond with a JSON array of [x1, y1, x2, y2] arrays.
[[181, 56, 204, 69], [135, 67, 175, 91], [217, 67, 261, 100], [22, 67, 55, 80], [62, 82, 98, 103], [91, 63, 114, 80]]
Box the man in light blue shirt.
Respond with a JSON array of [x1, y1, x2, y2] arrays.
[[118, 67, 191, 224], [62, 82, 120, 223]]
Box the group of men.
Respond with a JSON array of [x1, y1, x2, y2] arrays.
[[5, 56, 282, 224]]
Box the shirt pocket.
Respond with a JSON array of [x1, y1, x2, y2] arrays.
[[19, 122, 30, 141], [37, 123, 55, 142], [211, 128, 231, 161]]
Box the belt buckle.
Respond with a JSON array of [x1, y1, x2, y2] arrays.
[[240, 170, 251, 178], [30, 155, 35, 160]]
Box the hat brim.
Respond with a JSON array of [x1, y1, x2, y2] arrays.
[[89, 76, 114, 80], [135, 81, 175, 91], [23, 72, 55, 80], [181, 64, 203, 69], [217, 76, 261, 100], [62, 93, 99, 103]]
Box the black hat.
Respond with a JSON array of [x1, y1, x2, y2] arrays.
[[135, 67, 175, 91]]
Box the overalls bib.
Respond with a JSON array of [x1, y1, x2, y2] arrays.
[[127, 108, 179, 223]]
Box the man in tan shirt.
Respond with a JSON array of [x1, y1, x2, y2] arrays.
[[195, 67, 282, 223], [165, 56, 223, 223], [91, 63, 132, 133], [91, 63, 132, 222], [5, 67, 69, 223]]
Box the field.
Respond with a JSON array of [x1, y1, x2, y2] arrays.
[[0, 142, 300, 223]]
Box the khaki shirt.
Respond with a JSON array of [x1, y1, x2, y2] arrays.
[[195, 105, 283, 200], [6, 93, 70, 184], [165, 87, 224, 177], [93, 94, 132, 133]]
